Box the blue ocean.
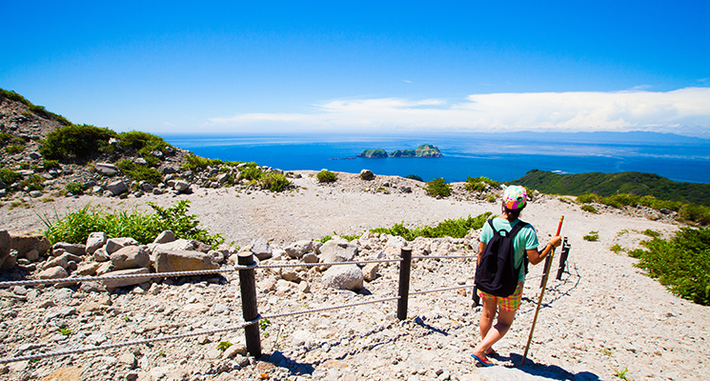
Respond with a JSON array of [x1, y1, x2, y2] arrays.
[[163, 132, 710, 184]]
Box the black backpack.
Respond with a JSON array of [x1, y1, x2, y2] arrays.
[[475, 219, 529, 297]]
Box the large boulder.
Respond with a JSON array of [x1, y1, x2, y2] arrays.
[[110, 246, 150, 270], [10, 232, 50, 258], [154, 249, 219, 273], [101, 268, 152, 290], [284, 240, 314, 259], [321, 265, 363, 291], [319, 240, 358, 263]]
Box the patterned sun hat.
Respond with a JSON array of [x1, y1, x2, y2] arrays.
[[503, 185, 527, 210]]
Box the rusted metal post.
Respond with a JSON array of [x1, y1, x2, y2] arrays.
[[397, 246, 412, 320], [238, 252, 261, 358], [556, 238, 571, 280]]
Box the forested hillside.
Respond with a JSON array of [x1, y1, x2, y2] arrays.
[[514, 169, 710, 207]]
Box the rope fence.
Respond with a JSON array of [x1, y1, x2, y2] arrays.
[[0, 244, 570, 365]]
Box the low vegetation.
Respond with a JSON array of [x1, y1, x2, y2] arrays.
[[116, 159, 163, 184], [316, 170, 337, 183], [628, 227, 710, 305], [1, 88, 71, 125], [425, 177, 451, 197], [0, 168, 22, 184], [40, 200, 223, 247], [40, 124, 118, 161], [576, 193, 710, 226], [583, 231, 599, 241], [371, 212, 492, 241], [465, 176, 500, 193]]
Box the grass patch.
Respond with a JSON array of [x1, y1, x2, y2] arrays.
[[259, 172, 291, 192], [5, 143, 25, 154], [609, 244, 624, 254], [316, 170, 337, 183], [581, 204, 598, 214], [115, 159, 163, 184], [0, 168, 22, 184], [629, 227, 710, 305], [371, 212, 492, 241], [583, 231, 599, 242], [65, 182, 86, 195], [465, 176, 500, 192], [425, 177, 451, 198], [19, 174, 44, 191], [40, 200, 223, 247]]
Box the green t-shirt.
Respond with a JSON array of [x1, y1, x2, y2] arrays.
[[479, 217, 540, 282]]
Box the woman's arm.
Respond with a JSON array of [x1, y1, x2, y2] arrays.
[[527, 236, 562, 265]]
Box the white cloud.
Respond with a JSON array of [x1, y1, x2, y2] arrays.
[[206, 87, 710, 136]]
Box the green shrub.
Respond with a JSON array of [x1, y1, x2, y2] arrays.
[[183, 153, 223, 170], [116, 159, 163, 184], [405, 174, 423, 182], [581, 204, 598, 214], [609, 244, 624, 254], [19, 174, 44, 191], [371, 212, 492, 241], [425, 177, 451, 197], [65, 182, 86, 195], [239, 166, 263, 182], [631, 227, 710, 305], [117, 131, 170, 166], [465, 176, 500, 192], [259, 172, 291, 192], [5, 144, 24, 154], [583, 231, 599, 242], [42, 159, 61, 170], [40, 124, 118, 161], [0, 168, 22, 184], [41, 200, 223, 247], [316, 170, 337, 183], [642, 229, 661, 238]]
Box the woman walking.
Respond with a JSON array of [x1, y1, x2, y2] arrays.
[[471, 185, 561, 367]]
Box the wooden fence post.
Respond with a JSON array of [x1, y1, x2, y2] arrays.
[[238, 252, 262, 358], [397, 246, 412, 320]]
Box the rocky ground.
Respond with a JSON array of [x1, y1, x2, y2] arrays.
[[1, 93, 708, 381], [1, 169, 709, 381]]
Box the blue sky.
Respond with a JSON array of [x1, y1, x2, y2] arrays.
[[1, 1, 709, 137]]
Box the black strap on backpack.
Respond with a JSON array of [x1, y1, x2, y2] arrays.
[[474, 219, 528, 297]]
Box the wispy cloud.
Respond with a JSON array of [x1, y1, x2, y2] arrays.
[[403, 80, 412, 84], [207, 87, 710, 136]]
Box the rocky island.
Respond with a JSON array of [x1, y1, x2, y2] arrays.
[[357, 144, 443, 158]]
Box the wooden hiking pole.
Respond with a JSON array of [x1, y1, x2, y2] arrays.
[[521, 215, 564, 366]]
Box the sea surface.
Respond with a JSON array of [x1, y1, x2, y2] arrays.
[[163, 132, 710, 184]]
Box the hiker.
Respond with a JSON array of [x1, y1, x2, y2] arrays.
[[471, 185, 561, 367]]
